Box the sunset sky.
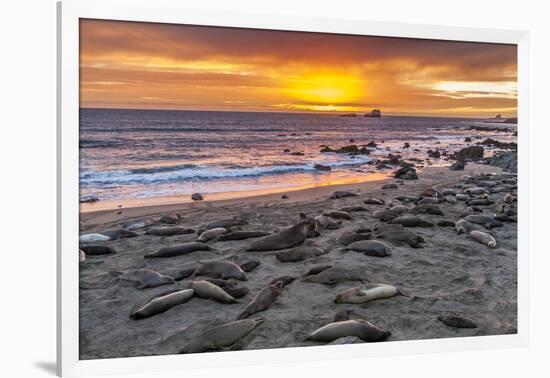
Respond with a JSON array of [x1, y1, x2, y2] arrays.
[[80, 19, 517, 117]]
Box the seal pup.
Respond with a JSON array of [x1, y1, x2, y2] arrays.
[[465, 215, 503, 229], [197, 227, 228, 242], [247, 214, 315, 251], [130, 289, 194, 320], [330, 191, 358, 199], [503, 193, 514, 204], [303, 265, 333, 277], [323, 210, 352, 220], [314, 215, 341, 231], [202, 218, 248, 231], [303, 267, 367, 285], [372, 210, 398, 222], [223, 281, 250, 299], [438, 314, 478, 328], [276, 246, 326, 262], [146, 226, 195, 236], [238, 260, 260, 273], [100, 228, 138, 240], [124, 219, 148, 231], [333, 309, 353, 322], [364, 197, 385, 205], [410, 204, 443, 215], [390, 205, 409, 214], [336, 231, 372, 246], [459, 207, 474, 218], [269, 275, 295, 287], [80, 245, 116, 256], [194, 260, 248, 281], [345, 240, 392, 257], [120, 269, 175, 289], [306, 320, 390, 343], [373, 223, 425, 248], [144, 242, 210, 258], [159, 213, 180, 224], [334, 284, 406, 304], [191, 280, 238, 304], [237, 281, 283, 319], [180, 318, 264, 354], [470, 230, 497, 248], [389, 215, 433, 227], [455, 219, 476, 234], [339, 205, 367, 213], [173, 266, 197, 281], [464, 187, 490, 195], [218, 231, 270, 241], [79, 233, 110, 243]]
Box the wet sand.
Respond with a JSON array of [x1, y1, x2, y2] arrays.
[[79, 164, 517, 359]]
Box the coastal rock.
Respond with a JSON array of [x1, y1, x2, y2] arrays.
[[191, 193, 204, 201], [450, 160, 466, 170], [455, 146, 484, 161], [427, 150, 441, 158], [367, 141, 377, 148], [486, 151, 517, 171], [478, 138, 517, 150], [394, 165, 417, 180], [365, 109, 382, 118], [464, 137, 472, 142], [80, 195, 100, 203], [321, 145, 369, 155]]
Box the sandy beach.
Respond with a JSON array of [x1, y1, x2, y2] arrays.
[[79, 163, 517, 359]]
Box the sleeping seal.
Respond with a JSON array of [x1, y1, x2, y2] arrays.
[[146, 226, 195, 236], [191, 280, 238, 304], [247, 214, 315, 251], [218, 231, 270, 241], [336, 231, 372, 246], [373, 223, 425, 248], [99, 228, 138, 240], [120, 269, 175, 289], [275, 246, 326, 262], [465, 214, 503, 229], [339, 205, 367, 213], [130, 289, 194, 320], [303, 267, 367, 285], [364, 197, 385, 205], [268, 275, 296, 287], [372, 210, 398, 222], [389, 215, 433, 227], [79, 233, 110, 243], [197, 227, 228, 242], [345, 240, 392, 257], [323, 210, 352, 220], [144, 242, 210, 258], [202, 218, 248, 231], [237, 281, 283, 319], [80, 245, 116, 256], [438, 313, 478, 328], [180, 318, 264, 354], [306, 320, 390, 343], [330, 191, 358, 199], [303, 265, 333, 277], [334, 284, 406, 304], [314, 215, 341, 231], [194, 260, 248, 281], [470, 230, 497, 248]]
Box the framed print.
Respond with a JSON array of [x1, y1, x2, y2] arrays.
[[57, 0, 529, 376]]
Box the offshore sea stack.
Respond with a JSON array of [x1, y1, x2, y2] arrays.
[[365, 109, 382, 118]]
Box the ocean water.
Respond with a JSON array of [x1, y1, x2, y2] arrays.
[[79, 108, 516, 201]]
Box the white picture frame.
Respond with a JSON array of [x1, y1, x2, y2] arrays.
[[57, 0, 530, 376]]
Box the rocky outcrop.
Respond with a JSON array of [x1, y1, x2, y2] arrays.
[[394, 165, 417, 180], [486, 151, 517, 171], [478, 138, 517, 150], [450, 160, 466, 170], [455, 146, 484, 161], [320, 145, 369, 155], [503, 117, 518, 124], [339, 113, 357, 117], [191, 193, 204, 201], [365, 109, 381, 118], [427, 150, 441, 158]]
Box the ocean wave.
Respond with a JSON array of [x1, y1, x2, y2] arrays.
[[81, 126, 294, 134], [80, 157, 371, 187]]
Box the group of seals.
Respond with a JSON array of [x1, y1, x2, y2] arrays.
[[247, 214, 315, 251]]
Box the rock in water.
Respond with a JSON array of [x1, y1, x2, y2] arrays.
[[455, 146, 484, 160], [191, 193, 204, 201]]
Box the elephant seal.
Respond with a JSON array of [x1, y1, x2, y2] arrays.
[[395, 195, 420, 203], [180, 318, 264, 354], [121, 269, 175, 289], [464, 187, 489, 195], [100, 228, 138, 240], [389, 215, 434, 227], [410, 204, 443, 215], [79, 233, 110, 243], [418, 197, 440, 205], [345, 240, 392, 257], [218, 231, 270, 241], [247, 215, 315, 251], [470, 230, 497, 248], [441, 188, 458, 196], [79, 249, 86, 262], [314, 215, 341, 231], [333, 309, 353, 322], [372, 210, 398, 222], [339, 205, 367, 213], [197, 227, 228, 242], [330, 191, 358, 199], [124, 219, 148, 230], [223, 281, 250, 299], [324, 210, 352, 220], [328, 336, 364, 345], [437, 220, 456, 228], [467, 198, 494, 206], [237, 281, 283, 319], [455, 219, 475, 234], [334, 284, 406, 304], [238, 259, 260, 273], [390, 205, 409, 214], [160, 213, 179, 224], [465, 215, 503, 229], [336, 231, 372, 246], [304, 267, 367, 285], [173, 266, 197, 281], [444, 195, 457, 204], [80, 245, 116, 256], [269, 275, 295, 287], [191, 280, 238, 304], [146, 226, 195, 236], [503, 193, 514, 204], [144, 242, 210, 258], [306, 320, 390, 343], [194, 260, 248, 281], [364, 197, 385, 205], [456, 193, 470, 201], [203, 218, 248, 231], [459, 207, 474, 218], [130, 289, 194, 320], [303, 265, 333, 277], [276, 246, 326, 262], [438, 314, 478, 328], [373, 223, 425, 248]]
